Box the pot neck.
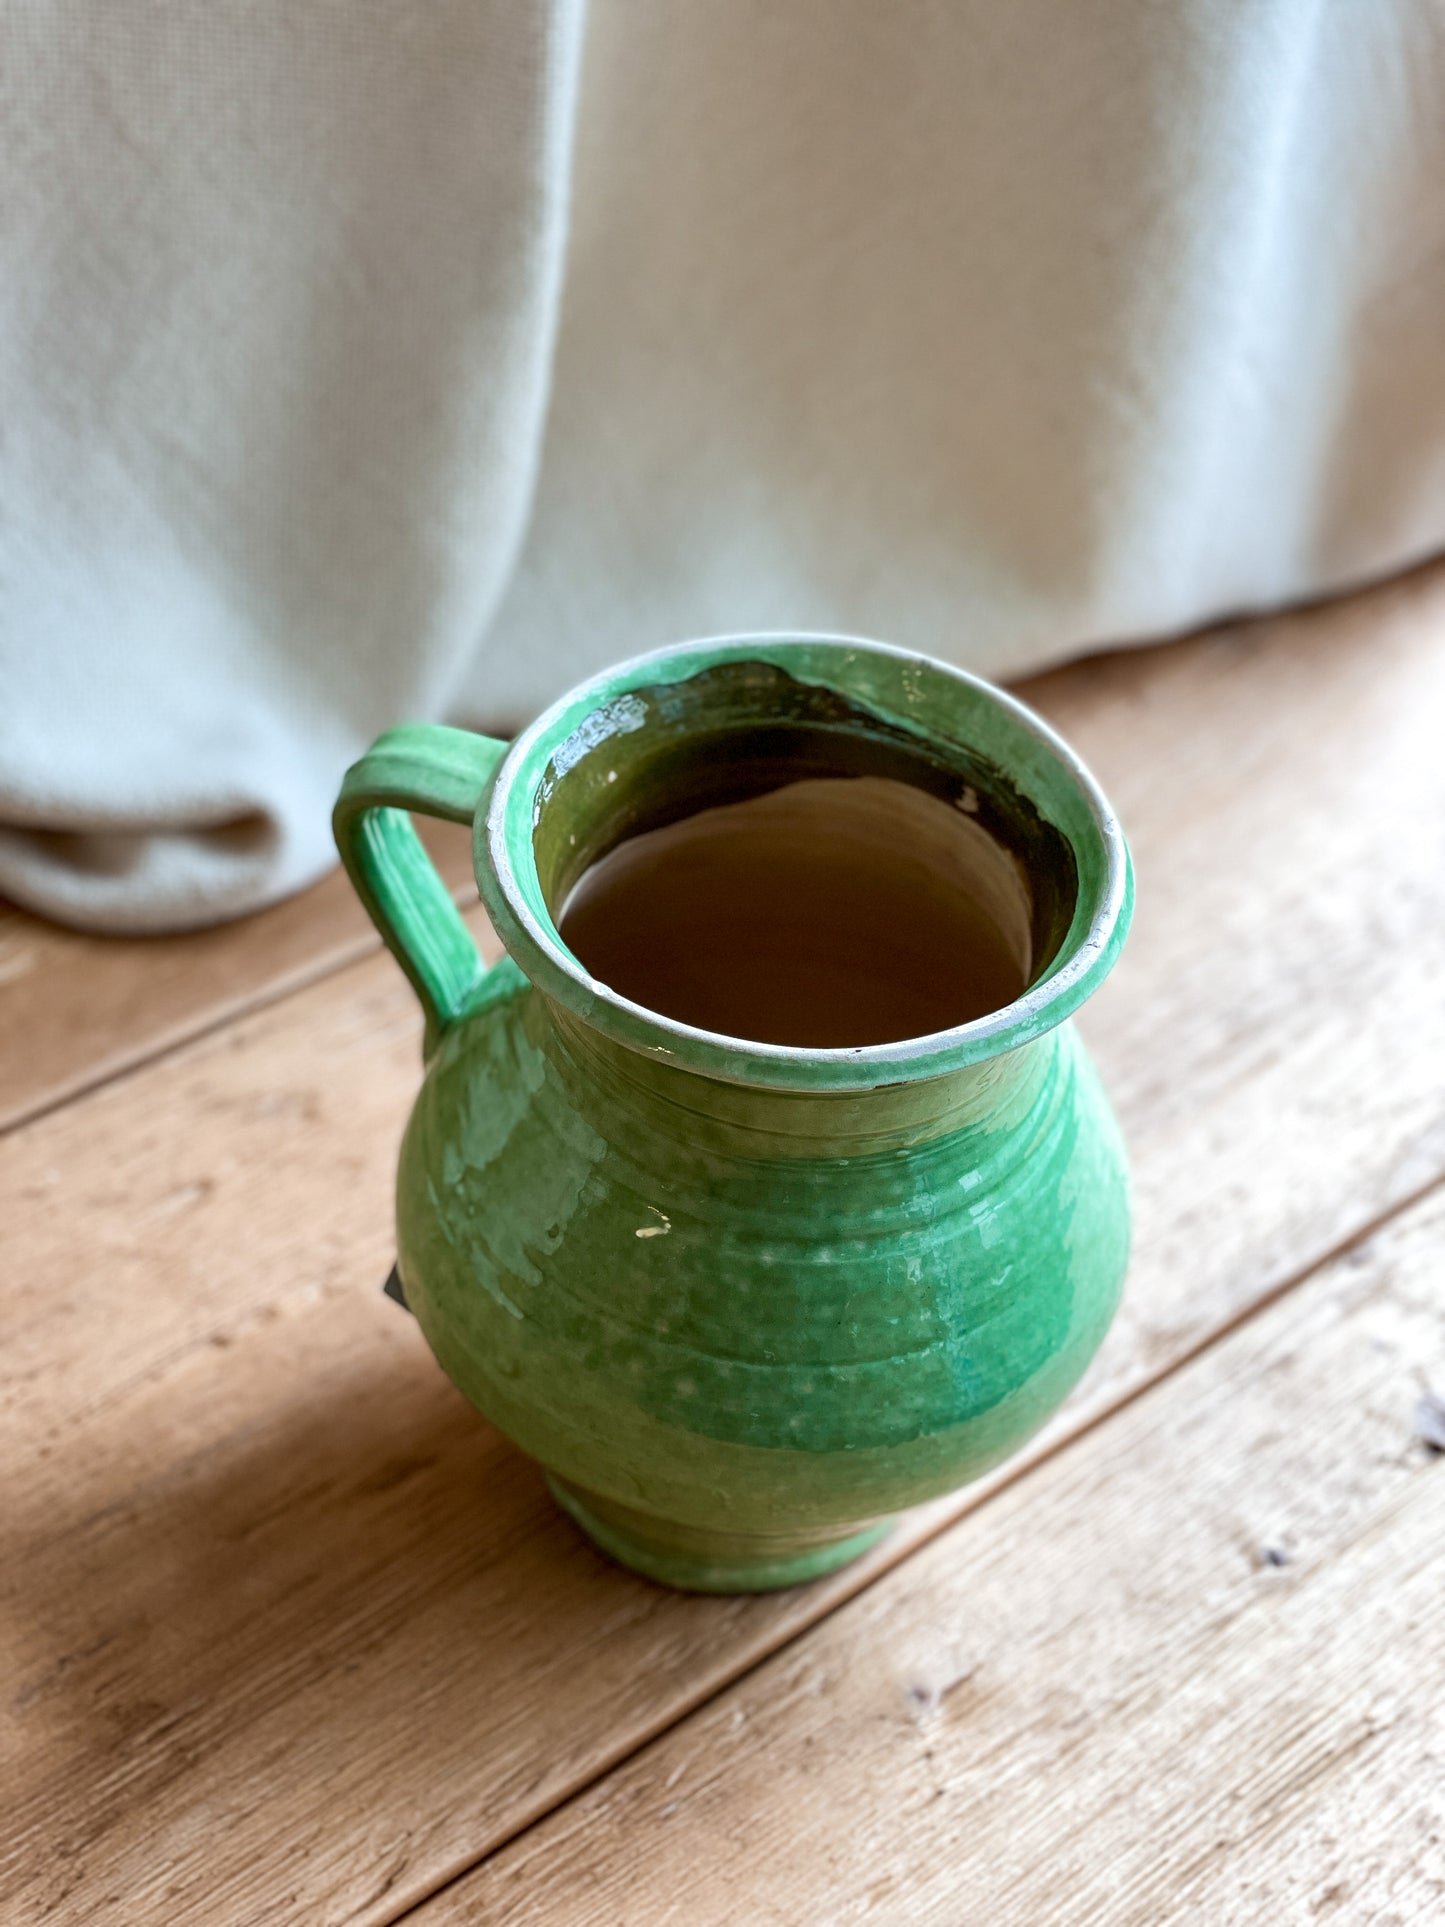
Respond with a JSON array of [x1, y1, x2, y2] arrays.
[[538, 998, 1057, 1159]]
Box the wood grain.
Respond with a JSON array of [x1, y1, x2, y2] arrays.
[[3, 564, 1444, 1924], [0, 819, 475, 1136], [442, 1188, 1445, 1926]]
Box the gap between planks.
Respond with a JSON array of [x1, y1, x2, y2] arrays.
[[412, 1179, 1445, 1925], [0, 819, 478, 1139]]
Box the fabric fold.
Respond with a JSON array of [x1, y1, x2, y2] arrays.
[[3, 0, 1443, 929]]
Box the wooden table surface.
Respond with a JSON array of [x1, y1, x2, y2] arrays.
[[5, 566, 1444, 1925]]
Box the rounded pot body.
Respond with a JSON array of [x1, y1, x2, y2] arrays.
[[399, 979, 1128, 1588]]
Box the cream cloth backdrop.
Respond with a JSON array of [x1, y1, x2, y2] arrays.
[[2, 0, 1443, 929]]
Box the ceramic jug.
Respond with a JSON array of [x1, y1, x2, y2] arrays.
[[334, 635, 1132, 1592]]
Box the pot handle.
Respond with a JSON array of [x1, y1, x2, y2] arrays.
[[333, 724, 509, 1055]]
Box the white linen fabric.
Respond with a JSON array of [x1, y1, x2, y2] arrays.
[[2, 0, 1443, 929]]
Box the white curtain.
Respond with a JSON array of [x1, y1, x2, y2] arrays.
[[3, 0, 1443, 929]]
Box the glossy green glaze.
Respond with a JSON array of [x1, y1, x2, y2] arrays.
[[334, 635, 1133, 1592]]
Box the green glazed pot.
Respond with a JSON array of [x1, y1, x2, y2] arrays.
[[334, 635, 1132, 1593]]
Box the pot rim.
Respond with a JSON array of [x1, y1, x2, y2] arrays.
[[476, 632, 1132, 1091]]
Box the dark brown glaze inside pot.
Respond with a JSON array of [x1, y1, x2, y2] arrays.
[[533, 662, 1079, 1049]]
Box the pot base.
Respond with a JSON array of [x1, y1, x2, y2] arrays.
[[548, 1477, 891, 1594]]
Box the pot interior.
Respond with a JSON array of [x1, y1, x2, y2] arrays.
[[529, 660, 1079, 1044]]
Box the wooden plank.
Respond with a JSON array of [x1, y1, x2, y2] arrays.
[[0, 819, 475, 1136], [1024, 563, 1445, 1411], [428, 1186, 1445, 1927], [4, 565, 1445, 1925]]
